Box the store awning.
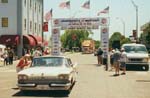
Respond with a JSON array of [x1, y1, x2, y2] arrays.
[[0, 35, 20, 45], [23, 35, 36, 46], [29, 35, 43, 45]]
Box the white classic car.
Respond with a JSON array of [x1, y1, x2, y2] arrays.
[[17, 55, 77, 92], [121, 43, 149, 71]]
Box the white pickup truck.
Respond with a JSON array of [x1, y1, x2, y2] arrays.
[[121, 43, 149, 71]]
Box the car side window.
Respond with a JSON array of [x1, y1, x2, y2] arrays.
[[65, 58, 72, 68]]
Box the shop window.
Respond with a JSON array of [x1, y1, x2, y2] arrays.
[[24, 0, 26, 7], [24, 19, 26, 30], [30, 21, 32, 31], [1, 0, 8, 3], [30, 0, 32, 8], [39, 24, 40, 32], [35, 2, 36, 12], [2, 17, 8, 27], [35, 23, 36, 32], [39, 5, 40, 12]]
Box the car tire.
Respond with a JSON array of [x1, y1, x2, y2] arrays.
[[144, 65, 149, 71]]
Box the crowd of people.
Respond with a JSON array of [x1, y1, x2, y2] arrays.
[[96, 47, 127, 76], [16, 47, 50, 72], [0, 46, 50, 73], [0, 47, 14, 66]]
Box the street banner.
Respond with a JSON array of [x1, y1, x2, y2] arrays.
[[51, 27, 61, 55], [101, 26, 109, 58], [43, 22, 48, 32], [53, 17, 109, 30]]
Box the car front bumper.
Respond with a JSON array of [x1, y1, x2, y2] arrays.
[[17, 83, 72, 90], [125, 62, 149, 66]]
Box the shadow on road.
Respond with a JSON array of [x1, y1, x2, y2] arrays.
[[12, 83, 75, 97], [126, 66, 147, 71], [12, 90, 69, 97], [136, 80, 150, 82]]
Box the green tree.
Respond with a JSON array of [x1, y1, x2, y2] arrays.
[[140, 23, 150, 52], [61, 29, 91, 50], [109, 32, 131, 49], [95, 40, 100, 49]]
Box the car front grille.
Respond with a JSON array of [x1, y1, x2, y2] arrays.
[[18, 78, 69, 84], [128, 58, 143, 62]]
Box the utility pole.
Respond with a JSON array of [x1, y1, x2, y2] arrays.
[[116, 17, 125, 37], [131, 0, 138, 41]]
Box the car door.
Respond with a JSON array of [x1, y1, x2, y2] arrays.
[[66, 58, 77, 82]]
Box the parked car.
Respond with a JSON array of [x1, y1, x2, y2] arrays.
[[17, 55, 77, 93], [121, 43, 149, 71]]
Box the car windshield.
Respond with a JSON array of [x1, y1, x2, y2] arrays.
[[31, 57, 64, 67], [123, 45, 148, 53]]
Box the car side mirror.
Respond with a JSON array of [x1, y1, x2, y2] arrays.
[[73, 62, 78, 68]]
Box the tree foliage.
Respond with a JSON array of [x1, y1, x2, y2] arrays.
[[95, 40, 100, 49], [109, 32, 131, 48], [140, 23, 150, 49], [61, 29, 91, 49]]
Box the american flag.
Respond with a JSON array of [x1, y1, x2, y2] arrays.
[[59, 1, 70, 9], [44, 9, 53, 22], [97, 6, 109, 16], [81, 0, 90, 9]]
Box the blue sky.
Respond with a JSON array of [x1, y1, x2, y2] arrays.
[[44, 0, 150, 40]]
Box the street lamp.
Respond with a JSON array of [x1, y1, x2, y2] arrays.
[[116, 17, 125, 37], [131, 0, 138, 40]]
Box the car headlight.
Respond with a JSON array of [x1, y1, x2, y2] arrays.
[[18, 75, 28, 80], [58, 74, 69, 80], [143, 58, 149, 62]]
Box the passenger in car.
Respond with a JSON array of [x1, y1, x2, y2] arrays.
[[16, 54, 31, 72]]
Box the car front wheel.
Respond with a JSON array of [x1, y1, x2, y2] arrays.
[[144, 65, 149, 71]]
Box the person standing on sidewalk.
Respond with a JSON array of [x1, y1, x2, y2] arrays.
[[109, 49, 115, 71], [120, 48, 127, 75], [8, 48, 14, 65], [97, 47, 103, 65], [3, 48, 9, 65], [113, 48, 121, 76]]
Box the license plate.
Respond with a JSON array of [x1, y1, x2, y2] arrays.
[[37, 85, 49, 90]]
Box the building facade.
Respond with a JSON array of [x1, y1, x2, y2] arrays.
[[0, 0, 44, 57]]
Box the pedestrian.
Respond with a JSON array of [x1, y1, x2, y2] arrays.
[[97, 47, 103, 65], [120, 48, 127, 75], [109, 49, 115, 71], [16, 54, 31, 73], [8, 48, 14, 65], [33, 47, 42, 57], [113, 48, 121, 76], [3, 48, 9, 65]]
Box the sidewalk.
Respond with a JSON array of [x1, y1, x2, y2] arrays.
[[0, 60, 19, 67]]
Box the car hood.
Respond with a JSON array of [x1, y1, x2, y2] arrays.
[[18, 67, 72, 76], [126, 53, 149, 58]]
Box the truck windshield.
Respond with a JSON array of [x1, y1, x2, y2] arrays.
[[124, 46, 148, 53]]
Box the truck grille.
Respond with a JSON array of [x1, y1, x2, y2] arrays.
[[129, 58, 143, 62]]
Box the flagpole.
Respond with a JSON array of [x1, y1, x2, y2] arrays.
[[50, 8, 53, 50], [69, 0, 71, 18], [89, 0, 91, 18]]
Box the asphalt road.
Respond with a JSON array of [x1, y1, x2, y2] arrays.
[[0, 53, 150, 98]]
